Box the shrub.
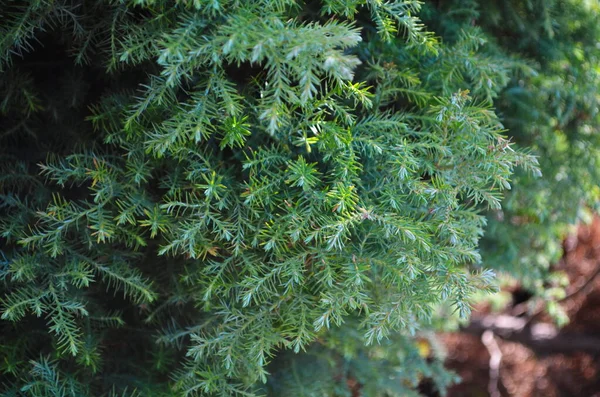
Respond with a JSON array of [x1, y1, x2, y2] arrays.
[[1, 1, 597, 396]]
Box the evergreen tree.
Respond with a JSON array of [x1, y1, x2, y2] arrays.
[[0, 0, 597, 396]]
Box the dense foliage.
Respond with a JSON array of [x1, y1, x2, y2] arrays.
[[0, 0, 598, 396]]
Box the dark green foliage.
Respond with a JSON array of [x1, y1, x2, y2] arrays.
[[480, 0, 600, 278], [0, 0, 597, 396], [435, 0, 600, 314]]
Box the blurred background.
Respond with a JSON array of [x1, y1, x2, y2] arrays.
[[441, 216, 600, 396]]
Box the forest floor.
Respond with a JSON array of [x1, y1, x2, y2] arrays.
[[441, 217, 600, 397]]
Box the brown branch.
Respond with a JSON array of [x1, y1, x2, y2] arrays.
[[462, 314, 600, 355]]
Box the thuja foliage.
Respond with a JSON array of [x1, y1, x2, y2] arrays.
[[0, 0, 596, 395]]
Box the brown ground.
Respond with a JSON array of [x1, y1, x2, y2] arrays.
[[442, 217, 600, 397]]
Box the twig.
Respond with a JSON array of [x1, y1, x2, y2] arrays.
[[482, 330, 502, 397], [559, 263, 600, 303], [525, 263, 600, 325]]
